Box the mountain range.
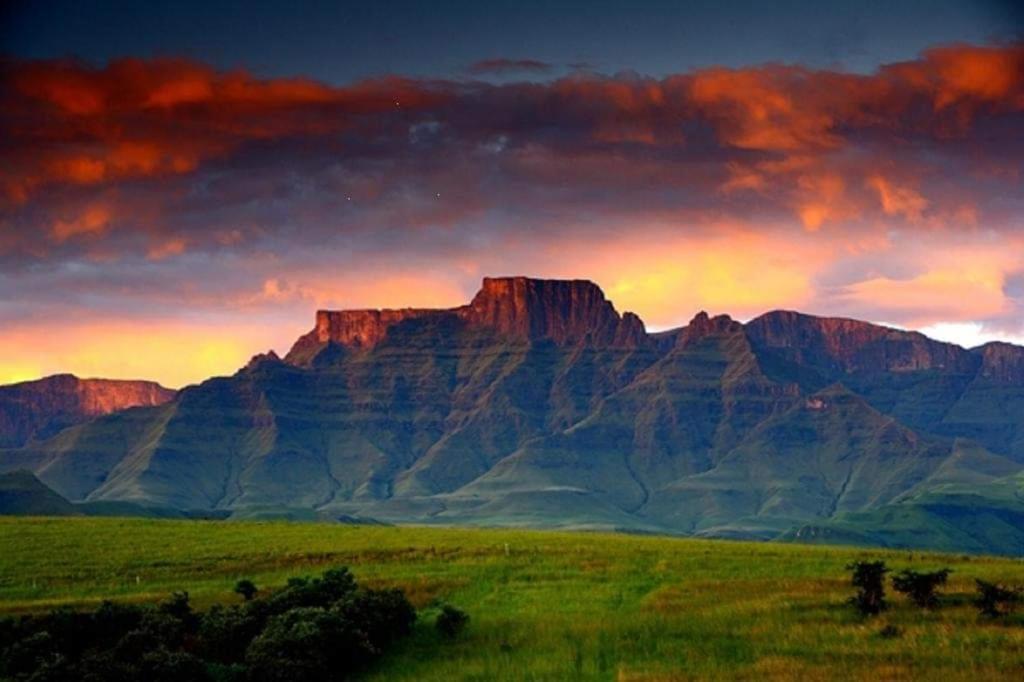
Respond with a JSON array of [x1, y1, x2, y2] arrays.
[[2, 276, 1023, 554], [0, 374, 175, 448]]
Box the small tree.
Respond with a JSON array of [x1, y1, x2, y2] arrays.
[[435, 605, 469, 638], [892, 568, 950, 609], [847, 560, 889, 615], [974, 579, 1022, 618], [234, 579, 258, 602]]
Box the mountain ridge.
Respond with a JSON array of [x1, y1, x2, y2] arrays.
[[2, 276, 1023, 554], [0, 374, 176, 448]]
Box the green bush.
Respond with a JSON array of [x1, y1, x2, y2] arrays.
[[435, 604, 469, 638], [233, 579, 258, 602], [0, 567, 422, 682], [198, 604, 265, 664], [974, 579, 1022, 618], [892, 568, 950, 609], [847, 561, 889, 616]]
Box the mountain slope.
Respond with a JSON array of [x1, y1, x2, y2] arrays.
[[0, 374, 176, 447], [2, 277, 1023, 553], [0, 470, 79, 516]]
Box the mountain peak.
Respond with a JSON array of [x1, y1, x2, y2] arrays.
[[974, 342, 1024, 382], [0, 375, 176, 448], [463, 276, 646, 346], [745, 309, 978, 374], [676, 311, 741, 348], [286, 276, 649, 361]]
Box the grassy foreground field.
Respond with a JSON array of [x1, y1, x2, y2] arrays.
[[2, 518, 1024, 680]]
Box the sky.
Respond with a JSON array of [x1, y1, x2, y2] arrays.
[[1, 0, 1023, 387]]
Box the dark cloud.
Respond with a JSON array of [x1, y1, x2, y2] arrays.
[[465, 58, 554, 75]]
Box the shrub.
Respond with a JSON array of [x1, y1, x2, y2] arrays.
[[233, 579, 258, 602], [435, 604, 469, 638], [263, 567, 358, 615], [878, 624, 902, 639], [92, 600, 145, 648], [847, 560, 889, 615], [139, 648, 211, 682], [158, 591, 198, 634], [198, 604, 265, 664], [245, 606, 373, 682], [974, 579, 1022, 618], [2, 630, 59, 678], [892, 568, 950, 608], [0, 567, 415, 682]]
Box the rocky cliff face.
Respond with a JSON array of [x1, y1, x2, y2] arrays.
[[0, 375, 175, 447], [675, 311, 743, 348], [975, 342, 1024, 383], [745, 310, 978, 374], [286, 276, 649, 363], [459, 277, 648, 347]]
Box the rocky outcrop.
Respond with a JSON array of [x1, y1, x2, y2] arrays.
[[675, 311, 743, 348], [285, 309, 446, 363], [974, 342, 1024, 383], [286, 277, 649, 363], [459, 277, 647, 347], [745, 310, 979, 374], [0, 375, 175, 447]]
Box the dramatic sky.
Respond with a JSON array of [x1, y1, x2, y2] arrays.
[[1, 0, 1023, 387]]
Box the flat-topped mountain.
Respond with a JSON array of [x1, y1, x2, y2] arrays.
[[2, 277, 1023, 554], [286, 276, 647, 362], [0, 374, 176, 448]]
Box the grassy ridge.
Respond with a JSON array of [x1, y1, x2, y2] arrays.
[[2, 518, 1024, 679]]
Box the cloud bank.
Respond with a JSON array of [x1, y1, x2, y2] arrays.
[[0, 44, 1022, 385]]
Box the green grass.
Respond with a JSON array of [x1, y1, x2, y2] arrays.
[[3, 517, 1024, 679]]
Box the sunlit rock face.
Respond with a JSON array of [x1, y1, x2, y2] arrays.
[[286, 277, 649, 363], [459, 277, 648, 348], [975, 342, 1024, 383], [745, 310, 979, 374], [0, 375, 175, 447]]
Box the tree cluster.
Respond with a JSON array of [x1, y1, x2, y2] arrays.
[[0, 567, 420, 682], [848, 560, 1022, 619]]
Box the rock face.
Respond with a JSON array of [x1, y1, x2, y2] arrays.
[[745, 310, 978, 374], [286, 276, 648, 363], [0, 375, 175, 447], [975, 342, 1024, 383], [460, 277, 648, 347], [675, 311, 743, 348], [5, 276, 1024, 555]]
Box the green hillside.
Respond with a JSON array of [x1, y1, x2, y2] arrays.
[[0, 471, 79, 517], [3, 517, 1024, 680]]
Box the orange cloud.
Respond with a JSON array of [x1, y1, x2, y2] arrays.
[[520, 224, 834, 327], [51, 205, 112, 243], [0, 319, 294, 389], [689, 66, 841, 151], [146, 238, 187, 261], [246, 273, 468, 311], [868, 175, 929, 222], [837, 242, 1023, 327], [0, 58, 447, 206], [928, 44, 1023, 109], [796, 172, 847, 231]]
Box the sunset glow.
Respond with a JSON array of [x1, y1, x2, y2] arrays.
[[2, 5, 1022, 388]]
